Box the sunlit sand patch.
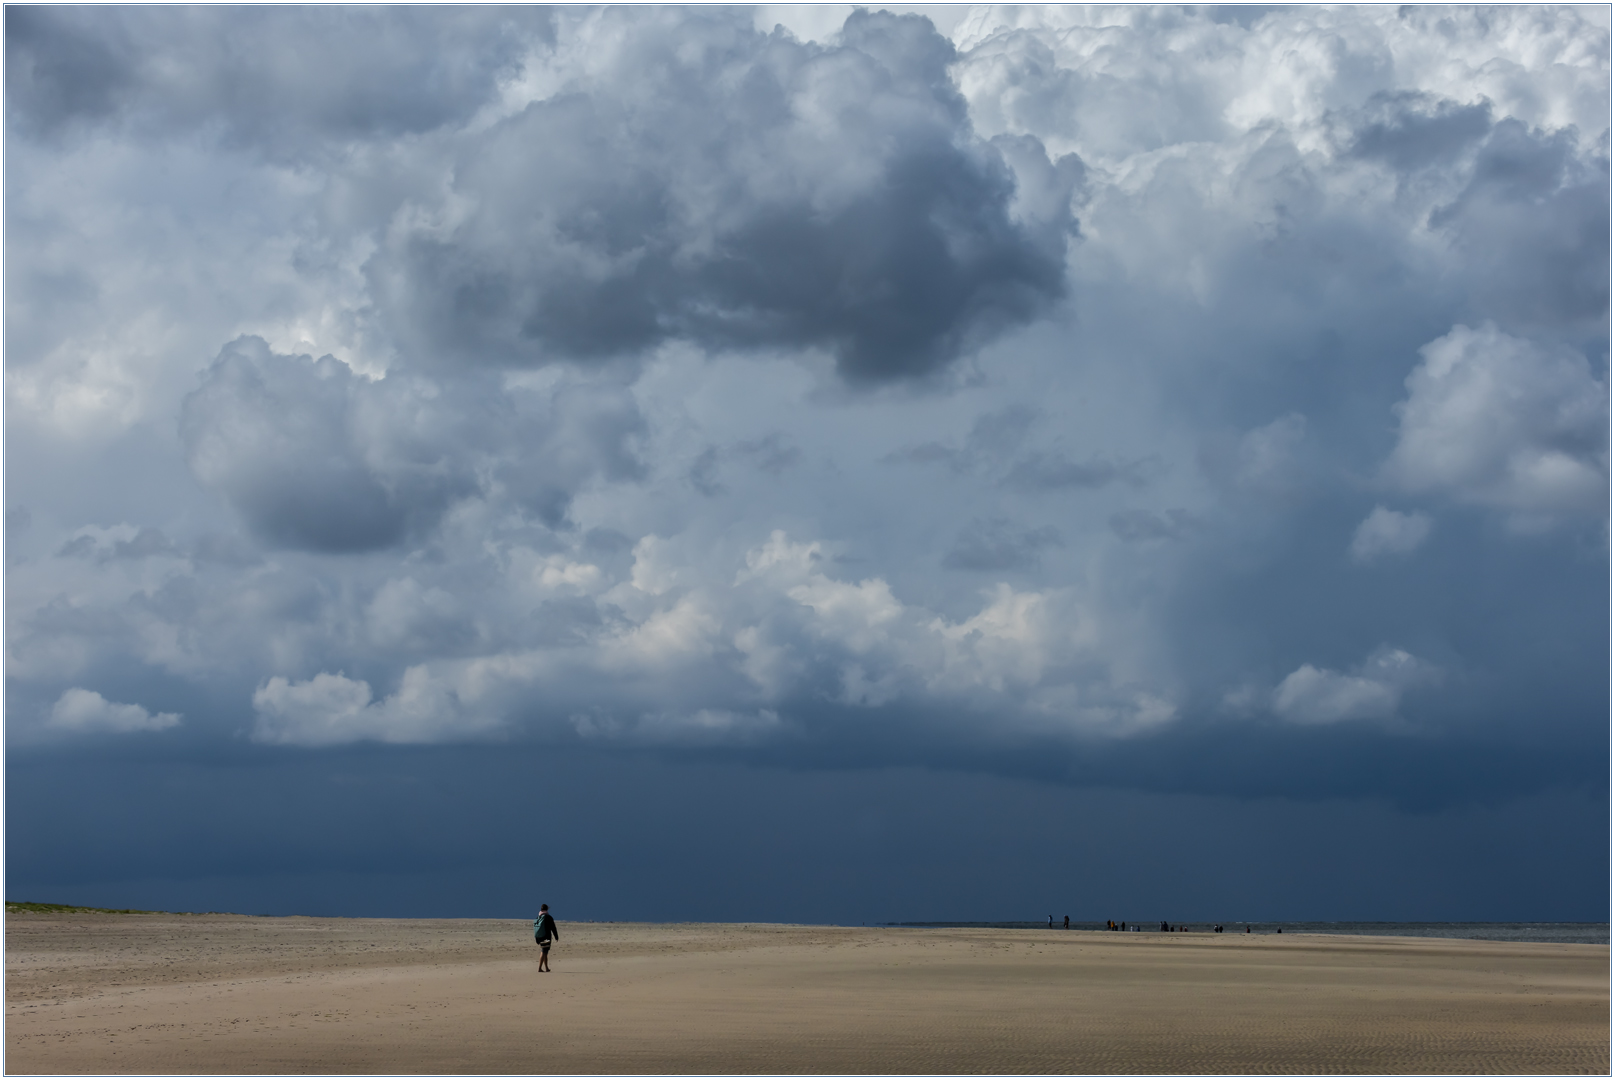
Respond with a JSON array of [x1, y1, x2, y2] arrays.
[[7, 914, 1608, 1074]]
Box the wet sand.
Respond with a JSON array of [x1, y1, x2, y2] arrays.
[[6, 913, 1607, 1074]]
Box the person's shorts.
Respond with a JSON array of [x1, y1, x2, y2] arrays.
[[536, 936, 551, 952]]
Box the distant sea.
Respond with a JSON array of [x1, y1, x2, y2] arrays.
[[886, 921, 1608, 945]]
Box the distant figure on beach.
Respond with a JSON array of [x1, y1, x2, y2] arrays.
[[534, 903, 559, 971], [1063, 915, 1069, 929], [1049, 915, 1054, 928], [1120, 921, 1126, 931]]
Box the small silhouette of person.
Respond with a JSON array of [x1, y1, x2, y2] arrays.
[[534, 903, 559, 971], [1063, 915, 1069, 929]]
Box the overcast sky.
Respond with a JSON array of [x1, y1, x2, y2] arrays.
[[6, 5, 1609, 923]]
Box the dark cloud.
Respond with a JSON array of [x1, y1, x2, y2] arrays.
[[373, 9, 1070, 382], [688, 435, 801, 496], [943, 518, 1062, 571], [735, 435, 801, 476], [6, 6, 549, 153], [1347, 92, 1494, 173], [1433, 119, 1609, 327], [1206, 6, 1289, 29], [180, 337, 648, 550], [494, 380, 648, 528], [56, 527, 182, 562], [4, 6, 137, 133], [181, 338, 446, 552], [1005, 452, 1149, 491], [1110, 509, 1197, 543], [192, 533, 264, 568], [689, 447, 726, 497], [583, 527, 634, 554], [884, 405, 1054, 475], [6, 6, 1607, 920]]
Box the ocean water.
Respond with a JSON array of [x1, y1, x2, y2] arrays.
[[888, 921, 1608, 945]]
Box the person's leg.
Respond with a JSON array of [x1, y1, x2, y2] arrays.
[[540, 943, 550, 971]]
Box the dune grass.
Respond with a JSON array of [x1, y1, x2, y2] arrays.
[[7, 901, 166, 915]]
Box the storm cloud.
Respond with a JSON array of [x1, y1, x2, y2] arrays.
[[7, 5, 1607, 921], [372, 10, 1071, 382]]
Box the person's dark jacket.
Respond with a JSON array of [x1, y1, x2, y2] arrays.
[[536, 912, 559, 942]]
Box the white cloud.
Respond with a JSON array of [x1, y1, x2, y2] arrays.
[[1350, 506, 1433, 562], [229, 525, 1173, 745], [48, 688, 180, 734], [628, 535, 683, 597], [1383, 323, 1608, 522], [930, 583, 1089, 695], [954, 6, 1608, 158], [729, 531, 1152, 725], [251, 667, 497, 747], [600, 594, 722, 672], [1271, 647, 1439, 725], [736, 531, 905, 654]]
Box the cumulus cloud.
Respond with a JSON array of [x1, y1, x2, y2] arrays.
[[954, 6, 1607, 155], [251, 668, 496, 747], [1383, 323, 1608, 523], [1350, 506, 1433, 563], [1271, 647, 1439, 725], [5, 6, 549, 152], [6, 6, 1606, 807], [369, 8, 1072, 382], [726, 531, 1158, 728], [48, 688, 180, 733], [180, 336, 647, 549], [1345, 92, 1494, 175], [226, 525, 1171, 748], [1429, 119, 1609, 327], [181, 337, 459, 551]]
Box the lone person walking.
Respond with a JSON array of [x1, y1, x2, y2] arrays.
[[534, 903, 559, 972]]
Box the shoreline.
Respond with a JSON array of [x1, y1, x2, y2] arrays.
[[11, 905, 1606, 944]]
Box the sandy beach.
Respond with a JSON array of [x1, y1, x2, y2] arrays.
[[6, 913, 1607, 1074]]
